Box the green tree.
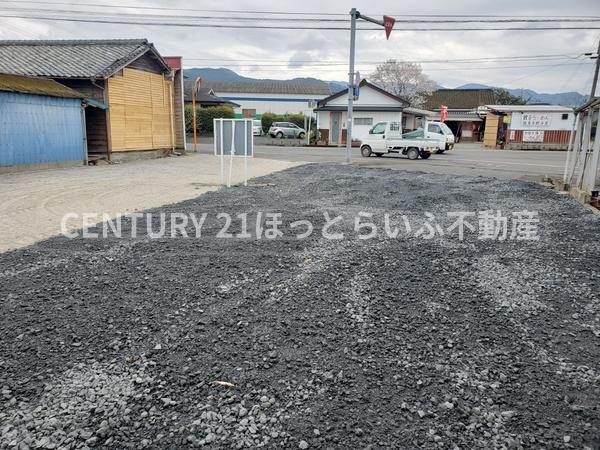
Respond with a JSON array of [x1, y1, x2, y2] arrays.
[[493, 88, 528, 105]]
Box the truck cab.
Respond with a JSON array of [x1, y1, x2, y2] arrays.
[[425, 122, 455, 152]]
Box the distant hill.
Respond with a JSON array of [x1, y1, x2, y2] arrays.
[[456, 83, 587, 107]]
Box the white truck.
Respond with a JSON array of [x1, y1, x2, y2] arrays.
[[359, 121, 444, 160]]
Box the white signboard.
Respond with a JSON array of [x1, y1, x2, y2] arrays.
[[522, 113, 550, 128], [523, 130, 544, 142], [214, 119, 253, 187]]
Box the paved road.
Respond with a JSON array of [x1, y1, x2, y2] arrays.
[[193, 140, 567, 181]]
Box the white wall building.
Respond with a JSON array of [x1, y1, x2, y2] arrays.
[[315, 80, 433, 145], [202, 81, 331, 118]]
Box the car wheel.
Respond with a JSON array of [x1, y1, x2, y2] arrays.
[[436, 150, 445, 154], [298, 132, 305, 139], [361, 146, 372, 157], [420, 152, 431, 159], [375, 153, 383, 157], [407, 147, 420, 160], [276, 132, 284, 138]]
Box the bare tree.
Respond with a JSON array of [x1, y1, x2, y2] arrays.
[[370, 59, 436, 107]]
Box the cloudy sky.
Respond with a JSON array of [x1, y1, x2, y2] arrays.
[[0, 0, 599, 93]]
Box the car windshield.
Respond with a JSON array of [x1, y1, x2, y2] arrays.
[[253, 120, 261, 126], [439, 123, 453, 135]]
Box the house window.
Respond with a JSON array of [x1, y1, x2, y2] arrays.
[[242, 109, 256, 118], [561, 113, 569, 120], [354, 117, 373, 126], [389, 122, 401, 131]]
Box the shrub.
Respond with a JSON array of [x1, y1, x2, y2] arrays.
[[185, 105, 236, 134]]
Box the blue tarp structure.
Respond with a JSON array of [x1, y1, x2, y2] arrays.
[[0, 90, 85, 168]]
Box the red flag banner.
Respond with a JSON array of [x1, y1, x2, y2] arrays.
[[383, 15, 395, 40], [440, 105, 449, 122]]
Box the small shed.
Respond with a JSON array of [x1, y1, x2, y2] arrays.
[[483, 104, 575, 150], [0, 73, 86, 171]]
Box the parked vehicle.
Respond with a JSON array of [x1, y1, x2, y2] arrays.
[[360, 121, 439, 160], [252, 119, 263, 136], [403, 121, 455, 153], [268, 122, 306, 139]]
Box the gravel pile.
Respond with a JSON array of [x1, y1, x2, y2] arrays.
[[1, 164, 599, 449]]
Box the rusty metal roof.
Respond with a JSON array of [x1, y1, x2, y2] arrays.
[[0, 73, 83, 98]]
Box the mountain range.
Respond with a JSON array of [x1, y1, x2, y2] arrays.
[[456, 83, 587, 107], [183, 68, 587, 107]]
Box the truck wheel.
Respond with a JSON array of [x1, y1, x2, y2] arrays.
[[361, 146, 372, 157], [375, 153, 383, 157], [407, 147, 419, 160], [436, 150, 445, 154], [420, 152, 431, 159]]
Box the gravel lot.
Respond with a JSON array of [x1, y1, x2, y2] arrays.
[[1, 164, 599, 449]]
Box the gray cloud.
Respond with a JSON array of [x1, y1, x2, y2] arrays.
[[0, 0, 599, 93]]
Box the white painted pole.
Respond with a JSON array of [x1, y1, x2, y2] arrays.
[[228, 119, 235, 188], [220, 119, 224, 185], [244, 120, 248, 186], [576, 113, 593, 189], [563, 113, 579, 182], [567, 114, 584, 185], [585, 107, 600, 192]]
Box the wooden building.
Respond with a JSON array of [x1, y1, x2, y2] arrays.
[[424, 89, 496, 142], [0, 39, 186, 162], [483, 104, 575, 150]]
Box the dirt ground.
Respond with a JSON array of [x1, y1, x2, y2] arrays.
[[0, 154, 301, 252], [1, 164, 599, 449]]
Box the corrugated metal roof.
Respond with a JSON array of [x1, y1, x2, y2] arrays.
[[204, 80, 331, 96], [182, 80, 239, 105], [0, 73, 83, 98], [424, 89, 496, 110], [485, 104, 573, 113], [0, 39, 167, 79]]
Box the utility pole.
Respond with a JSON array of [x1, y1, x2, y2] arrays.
[[590, 38, 600, 98], [346, 9, 395, 164], [346, 9, 358, 164]]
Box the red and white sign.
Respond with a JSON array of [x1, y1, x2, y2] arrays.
[[383, 15, 395, 39], [440, 105, 448, 122]]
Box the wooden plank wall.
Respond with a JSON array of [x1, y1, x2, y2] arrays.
[[108, 68, 174, 151], [483, 114, 499, 148]]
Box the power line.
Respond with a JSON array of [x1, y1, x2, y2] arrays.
[[0, 1, 598, 20], [1, 14, 599, 31], [182, 54, 587, 65], [183, 62, 594, 73], [2, 6, 600, 23]]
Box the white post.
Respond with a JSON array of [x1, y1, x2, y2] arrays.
[[228, 119, 235, 188], [584, 107, 600, 192], [576, 113, 593, 189], [346, 8, 357, 164], [567, 114, 584, 185], [244, 119, 248, 186], [563, 113, 579, 182], [220, 119, 225, 185], [307, 113, 312, 146]]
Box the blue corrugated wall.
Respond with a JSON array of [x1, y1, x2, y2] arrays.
[[0, 92, 84, 167]]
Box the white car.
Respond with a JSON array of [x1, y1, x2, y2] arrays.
[[252, 120, 263, 136]]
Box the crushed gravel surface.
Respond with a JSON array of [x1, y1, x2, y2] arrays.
[[1, 164, 599, 449]]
